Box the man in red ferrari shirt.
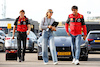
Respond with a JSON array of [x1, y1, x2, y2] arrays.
[[65, 6, 87, 65], [12, 10, 31, 62]]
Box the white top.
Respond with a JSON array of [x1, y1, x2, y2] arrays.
[[40, 17, 55, 30]]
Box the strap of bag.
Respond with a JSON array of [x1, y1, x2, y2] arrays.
[[43, 17, 45, 25], [42, 17, 45, 31]]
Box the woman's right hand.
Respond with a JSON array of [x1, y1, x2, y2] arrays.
[[51, 26, 56, 31], [48, 25, 52, 29]]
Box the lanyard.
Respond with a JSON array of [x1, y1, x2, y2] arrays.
[[47, 18, 51, 26]]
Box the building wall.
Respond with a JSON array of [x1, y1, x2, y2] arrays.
[[0, 21, 14, 27]]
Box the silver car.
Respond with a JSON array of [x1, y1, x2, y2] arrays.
[[0, 30, 6, 51], [5, 31, 38, 52]]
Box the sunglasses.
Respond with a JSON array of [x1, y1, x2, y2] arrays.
[[48, 12, 53, 13]]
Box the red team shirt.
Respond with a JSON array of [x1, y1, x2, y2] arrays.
[[65, 13, 87, 36], [14, 16, 30, 32]]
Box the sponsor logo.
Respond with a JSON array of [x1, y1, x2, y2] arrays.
[[80, 15, 82, 18], [23, 21, 26, 25], [24, 19, 25, 21], [18, 21, 20, 24], [70, 18, 73, 21], [77, 18, 81, 22]]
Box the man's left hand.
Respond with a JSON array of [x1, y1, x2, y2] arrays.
[[83, 35, 87, 40]]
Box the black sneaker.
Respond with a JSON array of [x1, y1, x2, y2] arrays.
[[22, 56, 25, 61]]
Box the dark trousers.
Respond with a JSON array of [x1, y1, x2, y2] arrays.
[[17, 31, 27, 60]]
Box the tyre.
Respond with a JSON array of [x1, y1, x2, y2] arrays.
[[29, 49, 33, 52], [69, 57, 73, 61], [29, 43, 34, 52], [6, 54, 7, 60], [49, 56, 52, 60], [32, 43, 34, 50], [80, 47, 88, 61], [38, 56, 42, 60], [81, 56, 88, 61], [88, 50, 90, 53], [0, 43, 4, 52], [2, 43, 5, 52], [37, 46, 42, 60]]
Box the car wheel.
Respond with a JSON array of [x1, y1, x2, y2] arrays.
[[49, 56, 52, 60], [81, 56, 88, 61], [38, 56, 42, 60], [29, 43, 34, 52], [6, 54, 7, 61], [3, 47, 6, 52], [80, 46, 88, 61], [37, 46, 42, 60], [29, 49, 33, 53], [69, 57, 73, 61], [32, 43, 34, 51], [0, 43, 4, 52], [88, 51, 90, 53]]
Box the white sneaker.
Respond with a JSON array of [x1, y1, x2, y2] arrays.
[[72, 58, 75, 64], [44, 62, 48, 65], [54, 62, 58, 65], [75, 60, 80, 65]]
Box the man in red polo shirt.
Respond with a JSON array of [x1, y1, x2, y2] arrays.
[[12, 10, 31, 62], [65, 6, 87, 65]]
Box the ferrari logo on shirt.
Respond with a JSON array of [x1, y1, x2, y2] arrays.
[[70, 18, 73, 21], [80, 15, 82, 18], [18, 21, 20, 24], [24, 19, 25, 21]]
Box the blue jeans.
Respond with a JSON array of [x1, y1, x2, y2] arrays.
[[42, 30, 57, 63], [70, 34, 82, 60]]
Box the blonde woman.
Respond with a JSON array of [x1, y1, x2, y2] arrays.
[[40, 9, 58, 65]]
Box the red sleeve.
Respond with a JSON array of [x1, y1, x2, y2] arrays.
[[82, 25, 87, 35], [65, 23, 69, 33]]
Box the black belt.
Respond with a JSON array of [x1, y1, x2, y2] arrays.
[[17, 31, 26, 33], [70, 25, 82, 26]]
